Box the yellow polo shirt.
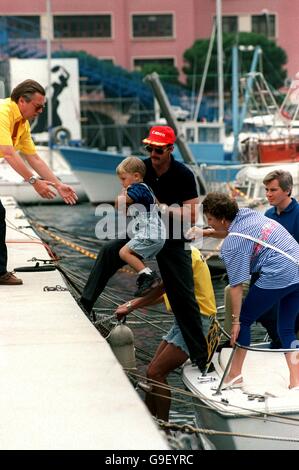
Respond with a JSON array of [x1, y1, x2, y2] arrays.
[[164, 246, 216, 316], [0, 98, 36, 157]]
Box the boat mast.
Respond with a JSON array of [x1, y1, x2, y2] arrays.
[[46, 0, 53, 168], [144, 72, 207, 194], [193, 22, 216, 122], [216, 0, 225, 143]]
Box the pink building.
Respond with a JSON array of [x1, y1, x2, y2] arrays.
[[1, 0, 298, 80]]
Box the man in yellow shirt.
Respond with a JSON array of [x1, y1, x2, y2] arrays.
[[0, 79, 77, 285], [115, 246, 216, 421]]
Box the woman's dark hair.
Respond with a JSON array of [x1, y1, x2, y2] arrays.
[[202, 192, 239, 221], [11, 79, 45, 103]]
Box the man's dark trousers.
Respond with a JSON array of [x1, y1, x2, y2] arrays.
[[81, 237, 208, 365]]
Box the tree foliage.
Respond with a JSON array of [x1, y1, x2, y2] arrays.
[[183, 32, 288, 93], [138, 63, 180, 85]]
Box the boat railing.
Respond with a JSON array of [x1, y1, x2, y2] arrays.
[[210, 319, 299, 395], [199, 161, 299, 200], [200, 162, 246, 193]]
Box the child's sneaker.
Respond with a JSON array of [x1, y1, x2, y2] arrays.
[[134, 271, 161, 297]]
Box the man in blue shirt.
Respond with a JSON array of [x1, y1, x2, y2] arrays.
[[256, 169, 299, 347], [264, 170, 299, 240]]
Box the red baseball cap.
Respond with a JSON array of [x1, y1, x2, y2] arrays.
[[142, 126, 176, 146]]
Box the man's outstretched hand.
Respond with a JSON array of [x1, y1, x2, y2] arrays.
[[54, 182, 78, 205]]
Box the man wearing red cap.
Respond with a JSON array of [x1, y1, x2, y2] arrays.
[[142, 126, 176, 147], [80, 125, 208, 370]]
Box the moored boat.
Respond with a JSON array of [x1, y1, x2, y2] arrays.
[[182, 341, 299, 450], [57, 146, 126, 204], [235, 162, 299, 201], [257, 137, 299, 164]]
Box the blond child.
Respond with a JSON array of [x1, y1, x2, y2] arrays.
[[116, 156, 165, 296]]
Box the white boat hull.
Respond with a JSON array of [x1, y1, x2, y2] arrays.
[[58, 147, 126, 204], [73, 170, 121, 204], [183, 348, 299, 450], [191, 395, 299, 450]]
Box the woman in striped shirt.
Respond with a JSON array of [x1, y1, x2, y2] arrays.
[[202, 192, 299, 391]]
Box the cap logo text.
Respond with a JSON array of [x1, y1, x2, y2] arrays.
[[152, 131, 166, 137]]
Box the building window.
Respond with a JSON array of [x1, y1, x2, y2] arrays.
[[252, 14, 275, 38], [134, 58, 174, 70], [4, 16, 40, 39], [222, 16, 238, 34], [54, 15, 111, 38], [132, 14, 173, 38], [100, 58, 114, 65]]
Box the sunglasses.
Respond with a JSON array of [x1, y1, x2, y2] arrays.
[[32, 103, 46, 111], [145, 145, 169, 155]]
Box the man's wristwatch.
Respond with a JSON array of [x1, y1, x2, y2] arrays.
[[28, 176, 38, 185]]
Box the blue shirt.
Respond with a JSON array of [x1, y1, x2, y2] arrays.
[[127, 182, 154, 211], [265, 198, 299, 243], [144, 156, 198, 206], [221, 208, 299, 289]]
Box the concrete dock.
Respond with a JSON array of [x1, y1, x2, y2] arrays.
[[0, 197, 168, 450]]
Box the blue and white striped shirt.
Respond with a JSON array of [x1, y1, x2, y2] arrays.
[[221, 208, 299, 288]]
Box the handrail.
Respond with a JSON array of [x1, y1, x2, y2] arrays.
[[199, 161, 299, 171], [212, 319, 299, 395], [216, 318, 299, 353]]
